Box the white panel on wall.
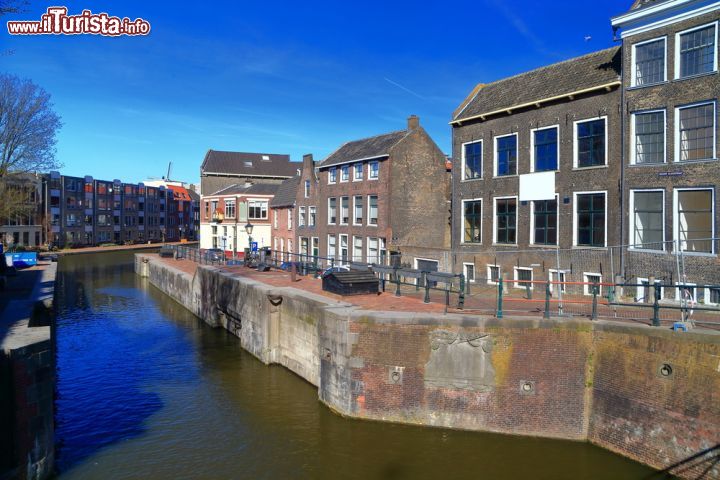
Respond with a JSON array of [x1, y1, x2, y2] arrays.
[[519, 172, 556, 201]]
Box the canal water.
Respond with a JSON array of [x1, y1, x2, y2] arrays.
[[54, 252, 657, 480]]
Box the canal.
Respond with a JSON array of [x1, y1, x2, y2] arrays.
[[54, 251, 658, 479]]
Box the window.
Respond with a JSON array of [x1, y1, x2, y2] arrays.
[[463, 263, 475, 283], [341, 165, 350, 182], [463, 140, 482, 180], [367, 237, 379, 263], [495, 134, 517, 176], [575, 118, 606, 168], [298, 206, 306, 227], [487, 265, 500, 285], [494, 198, 517, 244], [340, 197, 349, 225], [514, 267, 533, 289], [353, 196, 363, 225], [300, 237, 309, 256], [328, 198, 337, 224], [304, 180, 310, 198], [288, 209, 293, 230], [705, 287, 720, 305], [309, 206, 316, 227], [674, 189, 714, 253], [329, 167, 337, 184], [633, 38, 666, 86], [312, 237, 319, 258], [328, 234, 337, 260], [637, 278, 663, 303], [677, 24, 717, 78], [248, 200, 267, 219], [462, 199, 482, 243], [632, 111, 665, 164], [532, 199, 557, 245], [368, 195, 378, 226], [225, 199, 236, 219], [532, 127, 558, 172], [676, 102, 715, 162], [353, 163, 363, 181], [575, 192, 606, 247], [339, 234, 349, 263], [549, 269, 567, 294], [353, 236, 363, 262], [379, 238, 387, 265], [583, 273, 602, 296], [631, 190, 664, 250], [274, 210, 278, 229], [369, 161, 379, 179]]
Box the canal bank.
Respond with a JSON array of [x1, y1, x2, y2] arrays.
[[0, 259, 57, 480], [137, 253, 720, 479]]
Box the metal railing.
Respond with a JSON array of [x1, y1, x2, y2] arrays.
[[166, 244, 227, 266]]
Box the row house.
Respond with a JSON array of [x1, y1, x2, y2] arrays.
[[199, 183, 279, 255], [269, 175, 300, 260], [451, 0, 719, 301], [288, 115, 450, 271], [0, 173, 43, 248]]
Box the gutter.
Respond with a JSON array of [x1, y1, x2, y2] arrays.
[[450, 81, 621, 125]]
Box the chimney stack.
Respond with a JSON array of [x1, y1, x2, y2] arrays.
[[407, 115, 420, 130], [303, 153, 314, 169]]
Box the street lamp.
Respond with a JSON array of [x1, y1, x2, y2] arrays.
[[244, 222, 254, 260]]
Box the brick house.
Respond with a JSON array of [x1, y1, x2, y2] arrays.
[[313, 115, 450, 270], [612, 0, 720, 302], [199, 183, 278, 255], [451, 48, 623, 291], [295, 154, 322, 261], [269, 174, 300, 261], [200, 150, 300, 196]]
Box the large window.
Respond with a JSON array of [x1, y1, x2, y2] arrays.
[[304, 180, 310, 198], [328, 234, 337, 260], [328, 198, 337, 224], [676, 102, 715, 162], [288, 209, 293, 230], [340, 196, 349, 225], [495, 134, 517, 176], [309, 206, 316, 227], [298, 206, 306, 227], [494, 198, 517, 244], [631, 190, 664, 250], [341, 165, 350, 182], [677, 24, 717, 78], [532, 127, 558, 172], [368, 196, 378, 225], [340, 234, 349, 263], [575, 118, 606, 168], [463, 199, 482, 243], [353, 236, 363, 262], [369, 161, 379, 179], [675, 189, 714, 253], [225, 199, 236, 219], [463, 140, 482, 180], [248, 200, 268, 219], [329, 167, 337, 184], [353, 196, 363, 225], [633, 38, 666, 86], [575, 192, 606, 247], [633, 111, 665, 164], [532, 199, 557, 245], [353, 163, 363, 181]]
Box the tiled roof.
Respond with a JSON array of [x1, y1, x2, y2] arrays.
[[201, 150, 301, 178], [167, 185, 191, 202], [269, 176, 300, 208], [318, 130, 409, 168], [453, 47, 621, 123], [209, 183, 280, 197]]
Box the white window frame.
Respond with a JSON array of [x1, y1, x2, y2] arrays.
[[486, 265, 500, 285], [352, 235, 363, 262], [672, 187, 716, 255], [287, 209, 293, 230], [328, 167, 337, 184], [367, 195, 378, 227], [674, 21, 718, 80], [573, 116, 608, 169], [367, 237, 379, 264], [339, 234, 349, 264], [327, 234, 337, 261], [631, 36, 667, 87], [353, 163, 363, 181], [636, 277, 665, 303], [304, 179, 310, 198], [530, 195, 560, 246], [308, 206, 316, 227], [247, 198, 268, 220], [340, 196, 349, 226], [353, 195, 363, 226], [628, 189, 666, 252], [703, 286, 720, 305], [340, 165, 350, 183], [461, 139, 483, 181], [298, 206, 306, 227], [461, 197, 483, 244], [513, 267, 533, 290], [583, 272, 603, 296], [674, 100, 717, 163], [572, 190, 608, 248], [327, 197, 337, 225], [368, 161, 379, 180], [493, 133, 518, 177], [675, 282, 697, 303], [529, 125, 560, 173], [630, 109, 667, 165], [463, 262, 476, 283], [548, 269, 567, 294], [273, 209, 278, 229], [492, 195, 518, 245]]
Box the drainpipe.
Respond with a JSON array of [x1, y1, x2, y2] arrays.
[[617, 31, 626, 281]]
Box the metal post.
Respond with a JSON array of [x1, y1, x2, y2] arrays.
[[555, 247, 564, 316], [591, 282, 599, 320], [652, 280, 661, 327], [496, 277, 504, 319], [395, 268, 401, 297], [458, 275, 465, 310], [424, 274, 431, 304], [544, 281, 551, 319]]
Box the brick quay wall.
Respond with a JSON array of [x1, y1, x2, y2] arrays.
[[135, 254, 720, 478]]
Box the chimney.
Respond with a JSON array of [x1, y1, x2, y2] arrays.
[[303, 153, 314, 170], [407, 115, 420, 130]]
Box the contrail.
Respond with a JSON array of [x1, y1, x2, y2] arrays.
[[384, 77, 425, 100]]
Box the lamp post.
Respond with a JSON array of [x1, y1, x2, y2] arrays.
[[244, 222, 254, 264]]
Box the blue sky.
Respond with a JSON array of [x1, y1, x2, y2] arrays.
[[2, 0, 630, 185]]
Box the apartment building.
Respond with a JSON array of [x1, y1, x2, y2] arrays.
[[269, 175, 300, 260], [612, 0, 720, 301], [200, 150, 301, 197], [0, 173, 44, 248]]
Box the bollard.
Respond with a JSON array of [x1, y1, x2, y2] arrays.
[[652, 280, 661, 327], [496, 277, 504, 319], [544, 281, 551, 319], [424, 275, 431, 304], [591, 282, 599, 320], [395, 269, 401, 297]]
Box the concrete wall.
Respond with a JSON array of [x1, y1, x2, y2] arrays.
[[137, 254, 720, 478]]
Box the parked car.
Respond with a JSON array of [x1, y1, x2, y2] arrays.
[[205, 248, 226, 262], [321, 265, 350, 277]]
